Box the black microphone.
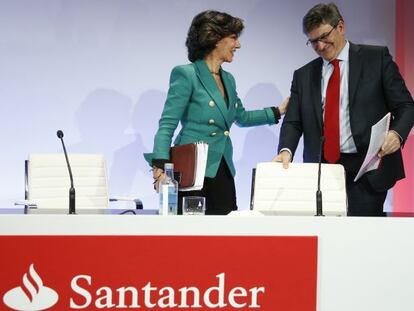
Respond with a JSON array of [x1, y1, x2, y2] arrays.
[[316, 136, 324, 216], [56, 130, 76, 214]]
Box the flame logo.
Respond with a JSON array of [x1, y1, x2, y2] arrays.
[[3, 264, 58, 310]]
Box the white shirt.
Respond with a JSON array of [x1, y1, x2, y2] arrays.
[[321, 40, 357, 153]]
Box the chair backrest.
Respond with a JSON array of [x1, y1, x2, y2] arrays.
[[26, 154, 109, 209], [252, 162, 347, 216]]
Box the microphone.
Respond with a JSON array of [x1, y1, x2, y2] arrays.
[[56, 130, 76, 214], [316, 136, 324, 216]]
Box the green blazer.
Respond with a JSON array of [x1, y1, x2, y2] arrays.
[[144, 60, 277, 178]]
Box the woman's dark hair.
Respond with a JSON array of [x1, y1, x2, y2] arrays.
[[185, 10, 244, 62], [302, 3, 343, 34]]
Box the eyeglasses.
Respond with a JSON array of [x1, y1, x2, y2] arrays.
[[306, 23, 338, 47]]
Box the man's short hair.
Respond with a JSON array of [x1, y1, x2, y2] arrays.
[[302, 3, 343, 34]]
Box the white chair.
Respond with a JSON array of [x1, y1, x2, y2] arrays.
[[252, 162, 347, 216], [17, 153, 142, 212]]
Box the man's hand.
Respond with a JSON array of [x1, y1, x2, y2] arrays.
[[378, 130, 401, 158], [272, 150, 292, 169]]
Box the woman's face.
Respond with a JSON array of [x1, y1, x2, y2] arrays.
[[214, 34, 241, 63]]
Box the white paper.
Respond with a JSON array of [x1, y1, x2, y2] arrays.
[[354, 113, 391, 182], [180, 142, 209, 191]]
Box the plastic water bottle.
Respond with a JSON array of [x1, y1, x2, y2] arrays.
[[159, 163, 178, 215]]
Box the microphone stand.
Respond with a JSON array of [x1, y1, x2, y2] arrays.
[[316, 136, 324, 216], [57, 130, 76, 215]]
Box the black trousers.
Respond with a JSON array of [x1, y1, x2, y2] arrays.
[[337, 153, 387, 217], [178, 158, 237, 215]]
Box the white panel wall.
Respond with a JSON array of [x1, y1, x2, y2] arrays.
[[0, 0, 395, 209]]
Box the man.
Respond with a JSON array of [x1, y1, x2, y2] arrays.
[[273, 3, 414, 216]]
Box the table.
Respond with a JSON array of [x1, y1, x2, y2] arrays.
[[0, 214, 413, 310]]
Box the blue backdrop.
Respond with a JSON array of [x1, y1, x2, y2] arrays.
[[0, 0, 396, 210]]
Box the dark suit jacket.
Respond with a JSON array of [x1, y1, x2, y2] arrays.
[[278, 42, 414, 191]]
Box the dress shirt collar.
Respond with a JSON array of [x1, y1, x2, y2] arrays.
[[322, 40, 349, 66]]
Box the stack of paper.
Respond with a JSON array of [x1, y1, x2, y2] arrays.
[[354, 113, 391, 181]]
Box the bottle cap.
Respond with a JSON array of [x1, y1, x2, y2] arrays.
[[164, 163, 174, 170]]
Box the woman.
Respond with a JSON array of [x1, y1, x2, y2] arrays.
[[144, 10, 289, 215]]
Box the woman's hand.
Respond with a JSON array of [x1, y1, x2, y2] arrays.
[[152, 167, 165, 193], [278, 96, 290, 115]]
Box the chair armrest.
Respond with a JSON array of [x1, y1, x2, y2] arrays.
[[109, 197, 143, 209]]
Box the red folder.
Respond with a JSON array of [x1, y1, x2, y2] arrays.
[[170, 143, 197, 188]]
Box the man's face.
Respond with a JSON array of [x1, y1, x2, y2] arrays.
[[306, 21, 346, 61]]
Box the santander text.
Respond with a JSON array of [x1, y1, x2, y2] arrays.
[[70, 272, 265, 309]]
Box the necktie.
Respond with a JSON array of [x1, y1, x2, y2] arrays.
[[324, 59, 340, 163]]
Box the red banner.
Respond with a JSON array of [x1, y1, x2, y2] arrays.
[[394, 0, 414, 213], [0, 236, 317, 310]]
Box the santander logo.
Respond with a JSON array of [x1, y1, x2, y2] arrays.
[[2, 264, 265, 309], [3, 264, 58, 311]]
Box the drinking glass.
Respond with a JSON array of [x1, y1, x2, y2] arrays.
[[182, 196, 206, 215]]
